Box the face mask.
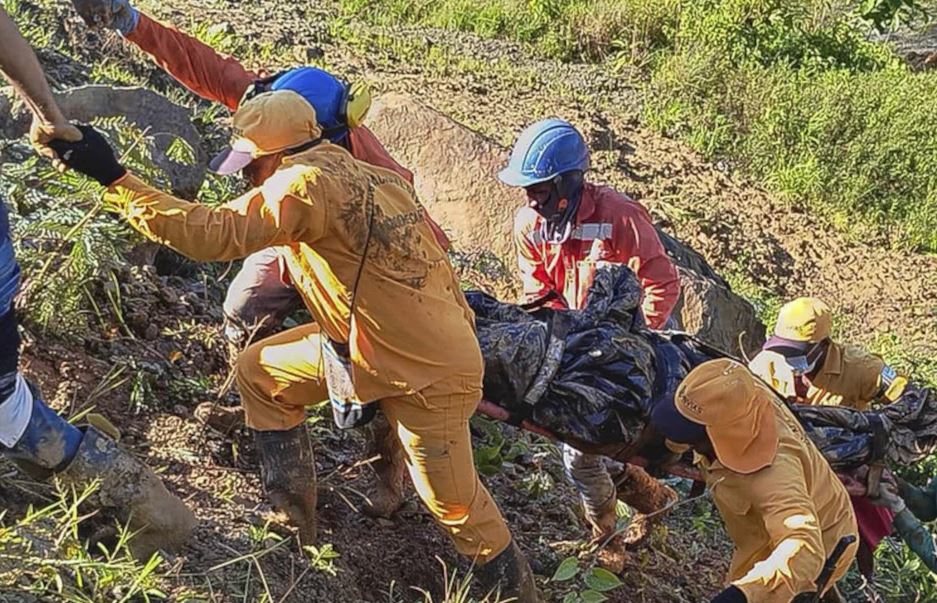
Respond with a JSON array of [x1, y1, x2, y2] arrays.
[[530, 171, 584, 245], [784, 339, 829, 376], [785, 355, 816, 376]]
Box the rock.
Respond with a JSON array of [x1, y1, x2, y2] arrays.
[[367, 93, 766, 353], [144, 323, 160, 341], [671, 267, 766, 357], [0, 85, 206, 199], [366, 93, 518, 297]]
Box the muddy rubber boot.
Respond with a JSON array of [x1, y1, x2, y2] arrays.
[[614, 464, 678, 546], [361, 414, 407, 518], [894, 508, 937, 573], [476, 540, 541, 603], [898, 477, 937, 522], [194, 402, 246, 433], [58, 427, 196, 560], [254, 424, 318, 547], [586, 498, 629, 574]]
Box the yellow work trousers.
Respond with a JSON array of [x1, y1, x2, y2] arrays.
[[235, 323, 512, 563]]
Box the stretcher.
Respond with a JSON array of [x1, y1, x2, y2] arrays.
[[476, 399, 868, 497]]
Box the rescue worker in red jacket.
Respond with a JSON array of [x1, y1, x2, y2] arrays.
[[499, 118, 682, 573], [68, 0, 447, 518]]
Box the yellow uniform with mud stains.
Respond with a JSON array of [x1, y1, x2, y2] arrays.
[[698, 397, 858, 602], [749, 342, 907, 410], [103, 142, 513, 562]]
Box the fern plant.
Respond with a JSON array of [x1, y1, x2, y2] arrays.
[[1, 117, 194, 340]]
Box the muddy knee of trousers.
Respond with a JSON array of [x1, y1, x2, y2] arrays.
[[561, 444, 617, 515]]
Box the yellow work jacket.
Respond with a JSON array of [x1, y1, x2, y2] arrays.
[[749, 342, 906, 410], [105, 143, 481, 402], [698, 397, 858, 602]]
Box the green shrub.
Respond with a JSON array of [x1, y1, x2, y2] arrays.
[[339, 0, 681, 61], [645, 2, 937, 250], [345, 0, 937, 251]]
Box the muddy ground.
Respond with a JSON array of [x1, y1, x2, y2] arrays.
[[1, 0, 935, 601]]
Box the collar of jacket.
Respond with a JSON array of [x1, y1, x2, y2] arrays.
[[816, 341, 845, 377], [574, 182, 597, 224]]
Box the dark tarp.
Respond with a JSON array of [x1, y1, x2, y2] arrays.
[[468, 264, 937, 469], [791, 383, 937, 469]]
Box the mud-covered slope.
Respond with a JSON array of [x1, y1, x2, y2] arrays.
[[2, 0, 934, 601]]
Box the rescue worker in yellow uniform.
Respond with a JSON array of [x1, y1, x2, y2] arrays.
[[750, 297, 937, 577], [652, 358, 858, 603], [748, 298, 907, 411], [49, 90, 539, 601]]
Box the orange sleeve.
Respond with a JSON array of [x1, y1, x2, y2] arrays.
[[613, 205, 681, 329], [513, 209, 566, 309], [126, 12, 257, 111], [347, 126, 450, 251]]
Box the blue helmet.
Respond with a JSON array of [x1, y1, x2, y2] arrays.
[[498, 118, 590, 188], [270, 67, 350, 142]]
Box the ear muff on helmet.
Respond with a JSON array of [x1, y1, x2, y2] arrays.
[[319, 80, 371, 141], [345, 81, 371, 129], [241, 69, 372, 142]]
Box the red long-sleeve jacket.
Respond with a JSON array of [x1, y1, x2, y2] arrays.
[[513, 183, 680, 328], [125, 13, 450, 249]]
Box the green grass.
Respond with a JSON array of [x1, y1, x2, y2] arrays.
[[0, 481, 172, 601], [340, 0, 682, 62], [344, 0, 937, 253]]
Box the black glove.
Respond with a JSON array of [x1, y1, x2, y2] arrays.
[[48, 124, 127, 187], [711, 585, 747, 603]]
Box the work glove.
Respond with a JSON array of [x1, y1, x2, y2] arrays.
[[710, 585, 747, 603], [867, 473, 907, 514], [48, 124, 127, 187], [71, 0, 139, 35]]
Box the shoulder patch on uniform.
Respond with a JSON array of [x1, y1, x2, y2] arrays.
[[881, 365, 897, 387]]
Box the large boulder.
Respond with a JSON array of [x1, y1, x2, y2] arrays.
[[367, 93, 765, 354], [0, 85, 206, 199], [671, 268, 766, 356], [367, 93, 519, 265]]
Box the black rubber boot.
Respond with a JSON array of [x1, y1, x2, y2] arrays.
[[476, 540, 541, 603], [58, 427, 196, 560], [361, 414, 408, 519], [898, 477, 937, 522], [254, 424, 318, 546]]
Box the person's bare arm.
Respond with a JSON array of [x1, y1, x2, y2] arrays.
[[0, 8, 81, 151]]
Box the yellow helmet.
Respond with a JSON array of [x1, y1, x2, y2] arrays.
[[774, 297, 832, 343]]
